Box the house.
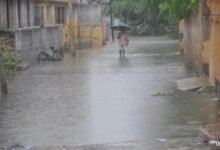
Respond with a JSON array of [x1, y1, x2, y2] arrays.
[[34, 0, 69, 26], [0, 0, 105, 64], [0, 0, 34, 30], [33, 0, 104, 50], [65, 0, 104, 50], [0, 0, 65, 64], [180, 0, 220, 85]]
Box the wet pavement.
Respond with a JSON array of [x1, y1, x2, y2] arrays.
[[0, 37, 220, 149]]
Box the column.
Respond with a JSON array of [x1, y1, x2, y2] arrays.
[[11, 0, 19, 29], [28, 0, 35, 26], [20, 0, 28, 27], [207, 0, 220, 83], [0, 0, 7, 29]]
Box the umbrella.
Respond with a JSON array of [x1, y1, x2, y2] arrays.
[[111, 23, 131, 31]]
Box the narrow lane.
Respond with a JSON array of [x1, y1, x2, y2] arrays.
[[0, 37, 219, 149]]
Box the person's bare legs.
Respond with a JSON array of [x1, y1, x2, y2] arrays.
[[120, 45, 124, 57]]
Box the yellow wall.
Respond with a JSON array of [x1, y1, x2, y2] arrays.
[[63, 20, 78, 47], [207, 0, 220, 82], [92, 27, 103, 48], [202, 41, 209, 65], [35, 1, 68, 26], [35, 1, 105, 49], [79, 25, 92, 43], [64, 22, 104, 49]]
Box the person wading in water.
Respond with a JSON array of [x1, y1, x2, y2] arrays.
[[117, 29, 129, 56]]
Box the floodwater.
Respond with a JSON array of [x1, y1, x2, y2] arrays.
[[0, 37, 220, 149]]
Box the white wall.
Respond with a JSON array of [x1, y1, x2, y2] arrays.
[[77, 4, 101, 25]]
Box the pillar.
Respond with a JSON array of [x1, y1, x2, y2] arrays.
[[20, 0, 28, 27], [51, 5, 56, 24], [10, 0, 19, 29], [43, 5, 48, 25], [28, 0, 35, 26], [207, 0, 220, 84], [0, 0, 8, 29]]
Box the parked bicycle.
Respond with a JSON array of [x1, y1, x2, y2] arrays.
[[38, 46, 63, 62]]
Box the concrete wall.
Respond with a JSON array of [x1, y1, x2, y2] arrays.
[[15, 25, 62, 64], [0, 0, 8, 29], [64, 1, 103, 50], [207, 0, 220, 83], [77, 4, 101, 25], [35, 0, 68, 26], [0, 0, 34, 30], [182, 0, 210, 76]]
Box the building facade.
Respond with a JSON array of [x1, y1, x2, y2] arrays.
[[0, 0, 34, 30], [0, 0, 104, 64], [181, 0, 220, 84], [34, 0, 69, 26]]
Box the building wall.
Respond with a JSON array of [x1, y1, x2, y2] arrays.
[[183, 8, 203, 75], [0, 0, 8, 29], [0, 0, 104, 63], [207, 0, 220, 83], [0, 0, 63, 64], [34, 0, 69, 26], [64, 0, 104, 50], [182, 0, 210, 76], [180, 0, 220, 84], [0, 0, 34, 30], [15, 25, 62, 64], [77, 4, 101, 25]]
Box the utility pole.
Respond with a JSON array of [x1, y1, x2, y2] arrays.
[[0, 51, 8, 95], [109, 0, 114, 42]]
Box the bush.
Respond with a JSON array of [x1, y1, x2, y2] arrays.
[[102, 0, 198, 36], [2, 49, 16, 71]]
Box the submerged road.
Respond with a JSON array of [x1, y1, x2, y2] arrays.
[[0, 37, 219, 149]]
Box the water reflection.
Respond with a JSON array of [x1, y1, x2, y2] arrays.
[[118, 56, 130, 68]]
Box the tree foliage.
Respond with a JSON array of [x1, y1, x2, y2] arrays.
[[159, 0, 198, 20], [104, 0, 169, 35], [103, 0, 198, 36]]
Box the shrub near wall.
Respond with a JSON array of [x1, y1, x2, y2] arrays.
[[0, 32, 16, 71], [2, 50, 16, 71]]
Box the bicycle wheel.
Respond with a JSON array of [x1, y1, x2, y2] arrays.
[[52, 52, 63, 61], [38, 52, 49, 62]]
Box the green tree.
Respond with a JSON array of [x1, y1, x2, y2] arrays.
[[159, 0, 198, 20], [103, 0, 198, 36], [104, 0, 169, 35]]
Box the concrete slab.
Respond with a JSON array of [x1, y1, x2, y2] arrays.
[[175, 77, 211, 91]]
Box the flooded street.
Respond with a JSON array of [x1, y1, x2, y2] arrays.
[[0, 37, 219, 149]]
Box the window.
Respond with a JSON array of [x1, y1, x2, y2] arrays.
[[18, 0, 21, 27], [6, 0, 11, 28], [18, 0, 30, 27], [27, 0, 30, 26], [34, 5, 44, 26], [55, 7, 66, 24], [47, 5, 52, 24]]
